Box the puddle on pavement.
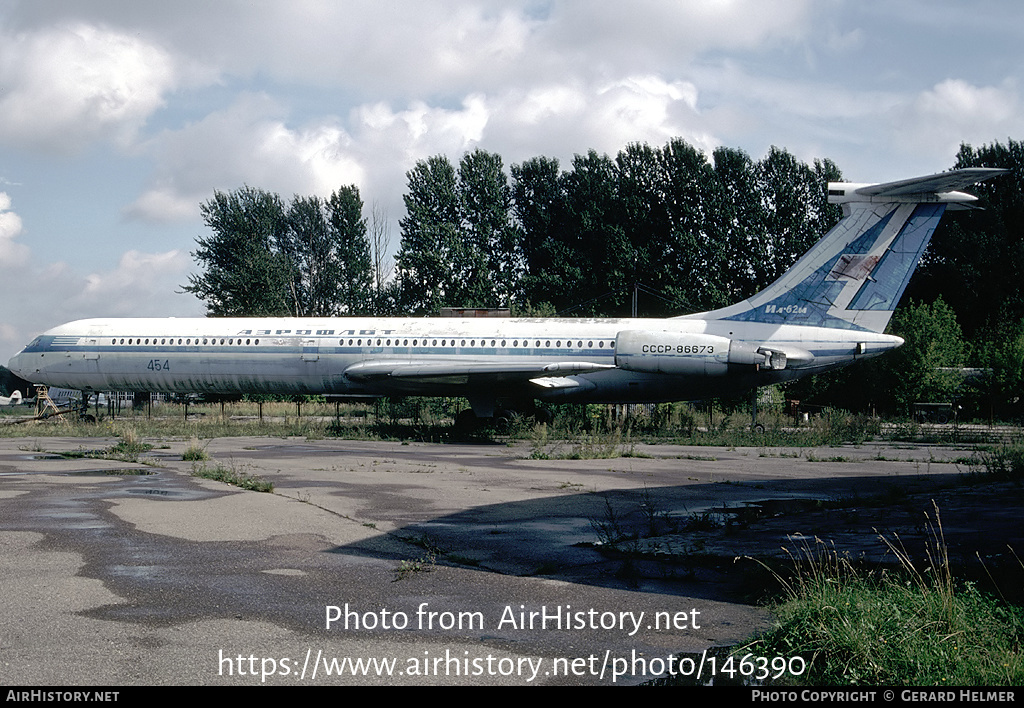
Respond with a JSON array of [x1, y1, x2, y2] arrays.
[[67, 469, 157, 476]]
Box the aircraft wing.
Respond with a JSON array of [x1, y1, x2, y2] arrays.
[[855, 168, 1008, 197], [344, 359, 615, 388]]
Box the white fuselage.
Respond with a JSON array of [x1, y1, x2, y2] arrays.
[[7, 316, 901, 405]]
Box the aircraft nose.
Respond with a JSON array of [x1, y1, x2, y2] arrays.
[[7, 351, 30, 379], [7, 352, 22, 377]]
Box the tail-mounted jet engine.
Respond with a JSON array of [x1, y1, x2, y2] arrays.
[[614, 330, 808, 376]]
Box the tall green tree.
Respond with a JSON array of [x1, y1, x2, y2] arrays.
[[458, 149, 522, 306], [878, 297, 968, 413], [976, 318, 1024, 420], [511, 155, 567, 305], [278, 186, 374, 316], [756, 147, 842, 286], [183, 187, 293, 316], [395, 155, 462, 314], [616, 142, 671, 313], [510, 140, 840, 317], [185, 185, 373, 317], [910, 140, 1024, 340], [396, 150, 521, 312], [327, 186, 375, 315], [657, 139, 726, 311], [552, 149, 629, 315], [711, 146, 769, 299]]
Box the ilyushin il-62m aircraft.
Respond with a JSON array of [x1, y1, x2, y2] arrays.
[[7, 168, 1006, 426]]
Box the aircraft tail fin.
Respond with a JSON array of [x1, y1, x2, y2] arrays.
[[688, 168, 1007, 333]]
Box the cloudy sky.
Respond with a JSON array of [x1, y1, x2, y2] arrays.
[[1, 0, 1023, 361]]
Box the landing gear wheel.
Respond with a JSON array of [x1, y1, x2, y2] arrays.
[[493, 409, 520, 433], [454, 409, 480, 434]]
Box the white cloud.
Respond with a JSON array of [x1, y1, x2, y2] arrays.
[[2, 2, 818, 101], [893, 79, 1024, 158], [129, 71, 716, 227], [0, 22, 179, 153], [542, 0, 814, 69], [0, 248, 203, 362], [75, 250, 194, 314], [127, 94, 366, 222], [70, 1, 542, 97], [0, 192, 29, 270]]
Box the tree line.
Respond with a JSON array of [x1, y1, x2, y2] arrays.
[[183, 138, 1024, 418], [188, 138, 842, 319]]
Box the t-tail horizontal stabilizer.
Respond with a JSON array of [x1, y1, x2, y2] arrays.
[[690, 168, 1007, 333]]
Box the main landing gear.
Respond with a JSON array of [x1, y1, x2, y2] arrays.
[[78, 391, 97, 423], [453, 402, 553, 433]]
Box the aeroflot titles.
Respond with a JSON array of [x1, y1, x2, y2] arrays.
[[236, 329, 396, 336]]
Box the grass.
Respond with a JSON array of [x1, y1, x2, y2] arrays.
[[966, 443, 1024, 481], [0, 398, 887, 447], [181, 436, 210, 461], [105, 427, 154, 461], [190, 460, 274, 492], [9, 397, 1024, 454], [744, 505, 1024, 685], [35, 426, 154, 463], [393, 553, 436, 581]]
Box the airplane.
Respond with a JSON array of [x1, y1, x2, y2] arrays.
[[0, 390, 24, 406], [5, 168, 1007, 426]]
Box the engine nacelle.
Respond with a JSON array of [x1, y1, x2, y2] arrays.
[[615, 330, 781, 376]]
